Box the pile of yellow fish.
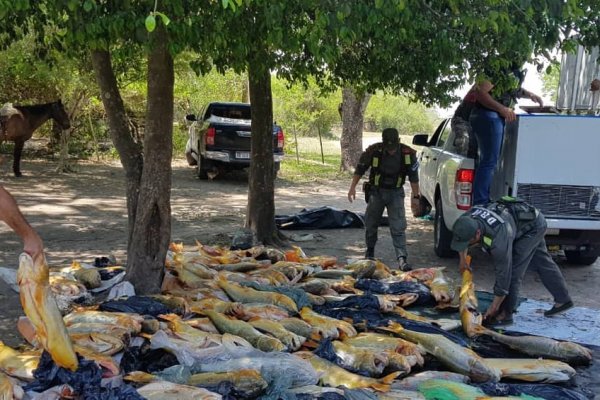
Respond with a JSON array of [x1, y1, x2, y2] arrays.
[[0, 243, 593, 399]]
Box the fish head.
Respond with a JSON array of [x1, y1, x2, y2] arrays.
[[559, 342, 593, 364], [232, 369, 268, 396], [468, 358, 501, 383]]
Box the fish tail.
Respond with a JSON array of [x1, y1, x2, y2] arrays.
[[370, 382, 391, 392], [380, 371, 401, 384], [472, 325, 492, 336], [302, 339, 319, 349], [158, 313, 179, 322]]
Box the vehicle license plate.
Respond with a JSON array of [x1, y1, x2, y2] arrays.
[[236, 151, 250, 159]]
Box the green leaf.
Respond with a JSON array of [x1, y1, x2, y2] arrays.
[[83, 0, 93, 12], [155, 12, 171, 26], [67, 0, 78, 12], [145, 14, 156, 32], [222, 0, 229, 8]]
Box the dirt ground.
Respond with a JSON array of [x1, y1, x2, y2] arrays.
[[1, 158, 599, 346]]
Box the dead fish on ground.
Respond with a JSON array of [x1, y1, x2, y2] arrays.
[[63, 310, 144, 334], [17, 253, 78, 371], [137, 380, 222, 400], [383, 322, 499, 382], [188, 369, 267, 398], [329, 340, 390, 377], [0, 341, 39, 380], [248, 318, 306, 351], [429, 267, 453, 303], [69, 332, 124, 355], [295, 352, 399, 392], [279, 318, 315, 338], [343, 332, 425, 367], [474, 325, 593, 365], [217, 276, 298, 313], [299, 307, 357, 339], [484, 358, 576, 383], [237, 303, 290, 321], [391, 370, 470, 391], [189, 298, 243, 315], [205, 310, 286, 352], [159, 314, 222, 346]]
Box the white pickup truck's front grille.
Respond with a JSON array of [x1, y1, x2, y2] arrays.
[[517, 184, 600, 219]]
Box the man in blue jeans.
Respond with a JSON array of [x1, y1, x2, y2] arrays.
[[469, 68, 543, 206]]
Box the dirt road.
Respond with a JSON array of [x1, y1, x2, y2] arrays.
[[1, 159, 599, 345]]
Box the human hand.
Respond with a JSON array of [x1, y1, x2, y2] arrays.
[[483, 304, 500, 321], [530, 94, 543, 106], [348, 187, 356, 203], [410, 195, 421, 217], [459, 251, 471, 273], [500, 107, 516, 122], [23, 230, 44, 262]]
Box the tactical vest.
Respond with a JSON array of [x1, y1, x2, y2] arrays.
[[369, 144, 413, 189]]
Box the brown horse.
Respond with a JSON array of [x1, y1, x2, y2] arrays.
[[0, 100, 71, 177]]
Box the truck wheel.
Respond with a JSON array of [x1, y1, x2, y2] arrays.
[[434, 198, 455, 258], [564, 250, 598, 266], [197, 155, 208, 180]]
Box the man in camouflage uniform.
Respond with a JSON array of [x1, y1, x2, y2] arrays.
[[348, 128, 420, 271]]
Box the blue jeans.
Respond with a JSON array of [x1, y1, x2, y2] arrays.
[[470, 108, 505, 205]]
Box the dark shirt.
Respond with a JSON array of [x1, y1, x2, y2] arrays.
[[454, 90, 478, 121], [354, 143, 419, 185]]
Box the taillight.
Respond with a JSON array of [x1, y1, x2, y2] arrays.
[[455, 168, 474, 210], [206, 127, 215, 146], [276, 128, 284, 150]]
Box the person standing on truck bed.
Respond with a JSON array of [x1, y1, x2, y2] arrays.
[[347, 128, 421, 271], [469, 65, 543, 206], [451, 197, 574, 326]]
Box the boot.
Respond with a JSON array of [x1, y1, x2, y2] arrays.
[[397, 257, 412, 271], [365, 247, 375, 260]]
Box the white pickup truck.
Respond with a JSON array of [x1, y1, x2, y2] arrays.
[[413, 114, 600, 266]]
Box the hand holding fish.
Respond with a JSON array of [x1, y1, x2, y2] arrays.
[[483, 295, 506, 321], [22, 230, 44, 264]]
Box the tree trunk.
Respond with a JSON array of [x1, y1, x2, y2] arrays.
[[340, 87, 371, 172], [91, 49, 144, 245], [125, 25, 174, 294], [245, 57, 282, 245]]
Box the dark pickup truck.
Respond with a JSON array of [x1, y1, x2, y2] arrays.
[[184, 102, 285, 179]]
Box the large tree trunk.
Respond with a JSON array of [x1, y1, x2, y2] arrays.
[[340, 87, 371, 171], [246, 58, 282, 245], [91, 49, 143, 244], [125, 25, 174, 294]]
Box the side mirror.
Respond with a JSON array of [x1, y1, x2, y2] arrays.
[[412, 134, 429, 146], [185, 114, 197, 122]]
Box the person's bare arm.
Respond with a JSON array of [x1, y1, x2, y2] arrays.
[[519, 88, 543, 106], [473, 80, 516, 122], [348, 175, 361, 203], [0, 186, 44, 259]]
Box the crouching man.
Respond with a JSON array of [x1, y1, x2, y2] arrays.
[[451, 197, 573, 326]]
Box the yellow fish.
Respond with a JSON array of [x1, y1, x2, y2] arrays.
[[17, 253, 78, 371], [295, 352, 399, 392]]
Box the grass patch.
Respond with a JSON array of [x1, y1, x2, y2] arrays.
[[280, 136, 350, 182]]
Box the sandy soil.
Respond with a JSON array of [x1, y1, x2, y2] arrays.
[[1, 158, 599, 346]]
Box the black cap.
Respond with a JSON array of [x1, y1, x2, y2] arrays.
[[451, 216, 479, 251], [382, 128, 399, 151]]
